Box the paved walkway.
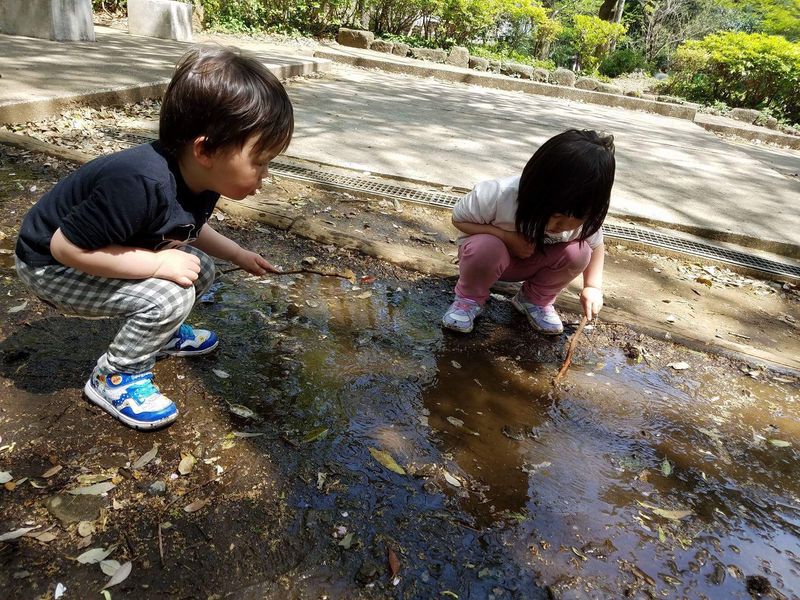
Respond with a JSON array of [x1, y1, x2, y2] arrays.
[[0, 26, 798, 258]]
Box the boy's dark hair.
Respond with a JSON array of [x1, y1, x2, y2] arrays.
[[159, 46, 294, 158], [515, 129, 615, 252]]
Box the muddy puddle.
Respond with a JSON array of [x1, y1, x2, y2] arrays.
[[190, 269, 800, 599]]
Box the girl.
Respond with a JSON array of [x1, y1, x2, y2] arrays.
[[442, 129, 615, 335]]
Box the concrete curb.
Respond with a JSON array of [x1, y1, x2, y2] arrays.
[[694, 113, 800, 150], [0, 58, 330, 125], [313, 48, 697, 121]]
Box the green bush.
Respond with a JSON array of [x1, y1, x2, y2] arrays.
[[469, 43, 555, 69], [572, 14, 626, 72], [666, 31, 800, 123], [599, 48, 648, 78]]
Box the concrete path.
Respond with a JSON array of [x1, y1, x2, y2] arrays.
[[0, 26, 798, 256], [283, 65, 800, 256]]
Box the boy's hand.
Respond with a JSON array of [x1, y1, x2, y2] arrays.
[[153, 249, 201, 287], [503, 231, 535, 258], [234, 249, 279, 276], [580, 286, 603, 320]]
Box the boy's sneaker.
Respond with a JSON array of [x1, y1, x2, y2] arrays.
[[511, 292, 564, 335], [160, 324, 218, 357], [84, 369, 178, 430], [442, 297, 482, 333]]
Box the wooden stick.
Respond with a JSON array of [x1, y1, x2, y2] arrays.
[[221, 266, 355, 281], [553, 315, 589, 385]]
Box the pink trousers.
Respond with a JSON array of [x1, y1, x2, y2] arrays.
[[454, 234, 592, 306]]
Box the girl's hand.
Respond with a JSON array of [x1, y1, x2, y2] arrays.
[[153, 249, 201, 287], [580, 286, 603, 320], [503, 231, 535, 259], [233, 249, 279, 276]]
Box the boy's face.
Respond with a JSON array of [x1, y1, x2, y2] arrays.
[[208, 134, 277, 200]]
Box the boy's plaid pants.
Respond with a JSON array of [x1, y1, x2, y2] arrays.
[[15, 246, 216, 375]]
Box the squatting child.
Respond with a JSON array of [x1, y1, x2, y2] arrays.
[[14, 47, 293, 430], [442, 129, 615, 335]]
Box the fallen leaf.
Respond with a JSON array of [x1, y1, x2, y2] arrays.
[[212, 369, 230, 379], [446, 416, 464, 427], [100, 559, 121, 576], [132, 444, 158, 469], [571, 546, 588, 561], [368, 448, 406, 475], [667, 362, 690, 370], [0, 471, 11, 484], [338, 532, 354, 549], [54, 583, 66, 599], [388, 547, 400, 577], [184, 498, 210, 513], [7, 301, 28, 314], [232, 431, 264, 438], [443, 471, 461, 487], [77, 521, 95, 537], [178, 453, 195, 475], [102, 561, 132, 589], [658, 526, 667, 543], [769, 439, 791, 448], [68, 481, 115, 495], [441, 592, 459, 599], [451, 360, 462, 369], [0, 526, 39, 541], [42, 465, 62, 478], [302, 427, 329, 443], [661, 458, 672, 477], [228, 404, 255, 419], [76, 545, 116, 564], [652, 508, 692, 520]]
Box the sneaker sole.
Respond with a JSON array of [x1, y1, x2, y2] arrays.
[[510, 297, 564, 336], [442, 319, 474, 334], [159, 339, 219, 358], [83, 380, 178, 431]]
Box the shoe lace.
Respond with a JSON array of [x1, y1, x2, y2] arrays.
[[453, 299, 479, 314], [177, 323, 195, 341], [127, 373, 160, 403]]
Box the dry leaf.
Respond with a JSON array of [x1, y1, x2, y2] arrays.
[[100, 560, 121, 576], [667, 362, 690, 370], [228, 404, 255, 419], [132, 444, 158, 469], [68, 482, 115, 495], [388, 547, 400, 577], [76, 545, 116, 564], [212, 369, 230, 379], [0, 471, 11, 484], [0, 526, 39, 541], [77, 521, 95, 537], [184, 498, 210, 513], [178, 453, 196, 475], [42, 465, 62, 478], [446, 416, 464, 427], [103, 560, 132, 589], [368, 448, 406, 475], [443, 471, 461, 487]]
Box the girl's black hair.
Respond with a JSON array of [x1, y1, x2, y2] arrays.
[[515, 129, 615, 252], [159, 46, 294, 158]]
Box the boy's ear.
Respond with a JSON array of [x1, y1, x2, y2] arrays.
[[192, 136, 215, 168]]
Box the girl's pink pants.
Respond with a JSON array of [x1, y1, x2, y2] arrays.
[[454, 234, 592, 306]]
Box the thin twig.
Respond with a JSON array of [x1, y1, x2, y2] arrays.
[[158, 522, 165, 568], [553, 316, 589, 385], [222, 266, 354, 281], [160, 477, 219, 513]]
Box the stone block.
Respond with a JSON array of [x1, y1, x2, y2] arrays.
[[469, 56, 489, 71], [392, 42, 410, 57], [370, 39, 394, 53], [596, 82, 623, 95], [729, 107, 762, 124], [337, 28, 374, 49], [411, 48, 447, 63], [532, 67, 549, 82], [487, 60, 501, 73], [575, 77, 600, 91], [755, 114, 779, 130], [550, 68, 576, 87], [502, 62, 533, 79], [128, 0, 193, 42], [446, 46, 470, 68], [0, 0, 95, 42]]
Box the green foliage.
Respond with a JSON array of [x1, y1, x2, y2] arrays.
[[572, 14, 626, 72], [719, 0, 800, 40], [381, 33, 441, 49], [92, 0, 127, 12], [436, 0, 506, 45], [469, 42, 556, 69], [666, 31, 800, 123], [599, 47, 648, 77], [201, 0, 350, 35]]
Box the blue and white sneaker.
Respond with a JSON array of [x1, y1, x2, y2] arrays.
[[441, 297, 482, 333], [160, 324, 218, 357], [510, 292, 564, 335], [84, 369, 178, 430]]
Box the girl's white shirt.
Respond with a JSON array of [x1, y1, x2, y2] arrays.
[[452, 175, 604, 249]]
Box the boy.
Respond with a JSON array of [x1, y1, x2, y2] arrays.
[[14, 46, 294, 430]]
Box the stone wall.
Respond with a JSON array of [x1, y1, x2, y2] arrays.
[[128, 0, 193, 42], [0, 0, 95, 42]]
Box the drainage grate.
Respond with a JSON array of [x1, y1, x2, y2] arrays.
[[106, 129, 800, 280]]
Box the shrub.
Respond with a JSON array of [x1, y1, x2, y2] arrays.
[[572, 14, 626, 72], [469, 42, 556, 70], [599, 48, 648, 78], [666, 31, 800, 123]]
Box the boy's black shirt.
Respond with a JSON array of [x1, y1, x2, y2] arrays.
[[15, 142, 220, 267]]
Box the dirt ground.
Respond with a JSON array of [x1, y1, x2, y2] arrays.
[[1, 143, 800, 600]]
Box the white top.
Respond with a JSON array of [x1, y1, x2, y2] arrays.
[[452, 175, 604, 249]]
